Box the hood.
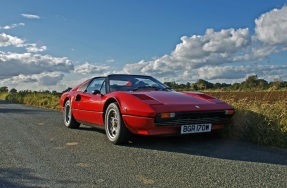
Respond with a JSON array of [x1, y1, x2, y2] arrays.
[[131, 91, 220, 105], [129, 91, 234, 113]]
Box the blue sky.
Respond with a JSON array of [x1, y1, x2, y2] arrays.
[[1, 0, 287, 91]]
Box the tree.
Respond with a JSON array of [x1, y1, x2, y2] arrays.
[[191, 83, 198, 91], [0, 86, 8, 92], [9, 88, 17, 93], [214, 83, 222, 89], [231, 83, 241, 90], [269, 79, 283, 90], [195, 79, 214, 90], [241, 75, 263, 90], [257, 79, 268, 89]]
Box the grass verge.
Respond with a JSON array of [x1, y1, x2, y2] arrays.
[[5, 92, 60, 110], [208, 91, 287, 149], [0, 92, 8, 100]]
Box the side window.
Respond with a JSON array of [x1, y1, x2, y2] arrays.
[[86, 78, 105, 94], [100, 81, 106, 95], [77, 82, 89, 92]]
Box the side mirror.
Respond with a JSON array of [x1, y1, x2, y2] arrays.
[[92, 90, 101, 95]]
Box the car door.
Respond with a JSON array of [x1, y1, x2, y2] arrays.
[[75, 77, 106, 125]]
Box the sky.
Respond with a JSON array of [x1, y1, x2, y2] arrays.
[[1, 0, 287, 92]]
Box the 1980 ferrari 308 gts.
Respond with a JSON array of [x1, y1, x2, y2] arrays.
[[60, 74, 235, 144]]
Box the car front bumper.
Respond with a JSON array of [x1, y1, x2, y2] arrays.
[[122, 115, 226, 136]]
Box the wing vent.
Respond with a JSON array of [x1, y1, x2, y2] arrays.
[[197, 94, 215, 99], [132, 94, 154, 100]]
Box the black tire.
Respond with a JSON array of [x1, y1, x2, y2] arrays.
[[64, 100, 80, 129], [105, 102, 130, 145]]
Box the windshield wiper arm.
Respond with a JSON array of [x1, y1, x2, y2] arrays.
[[132, 86, 162, 91]]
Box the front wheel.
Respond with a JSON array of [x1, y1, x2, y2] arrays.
[[64, 100, 80, 129], [105, 103, 130, 145]]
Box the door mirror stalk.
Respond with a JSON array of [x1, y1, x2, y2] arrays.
[[92, 90, 102, 96]]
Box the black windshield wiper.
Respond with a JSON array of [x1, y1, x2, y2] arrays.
[[162, 87, 172, 91], [132, 86, 162, 91]]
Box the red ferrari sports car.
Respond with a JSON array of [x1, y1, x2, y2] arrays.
[[60, 74, 235, 144]]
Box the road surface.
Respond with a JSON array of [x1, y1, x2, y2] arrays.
[[0, 100, 287, 187]]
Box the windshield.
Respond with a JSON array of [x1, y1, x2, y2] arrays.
[[107, 75, 171, 92]]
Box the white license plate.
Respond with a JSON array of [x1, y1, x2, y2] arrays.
[[181, 124, 212, 134]]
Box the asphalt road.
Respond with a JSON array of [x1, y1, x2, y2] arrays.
[[0, 100, 287, 188]]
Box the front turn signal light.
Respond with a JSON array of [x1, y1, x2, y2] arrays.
[[161, 113, 176, 119], [225, 109, 235, 115]]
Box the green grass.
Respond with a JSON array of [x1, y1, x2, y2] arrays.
[[5, 92, 60, 110], [0, 92, 8, 100], [207, 91, 287, 149]]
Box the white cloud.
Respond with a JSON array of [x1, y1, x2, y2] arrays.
[[0, 33, 46, 53], [74, 62, 110, 75], [123, 56, 180, 79], [0, 33, 26, 47], [121, 6, 287, 84], [21, 14, 41, 19], [123, 28, 252, 78], [0, 31, 75, 91], [0, 23, 25, 30], [171, 28, 251, 68], [106, 58, 115, 63], [0, 51, 74, 79], [26, 44, 47, 52], [37, 72, 65, 86], [4, 74, 38, 84], [255, 6, 287, 45], [182, 65, 287, 81], [2, 5, 287, 91], [1, 72, 65, 92]]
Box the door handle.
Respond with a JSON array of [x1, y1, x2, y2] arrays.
[[75, 94, 81, 101]]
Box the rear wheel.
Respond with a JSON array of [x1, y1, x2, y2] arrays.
[[105, 102, 130, 145], [64, 100, 80, 129]]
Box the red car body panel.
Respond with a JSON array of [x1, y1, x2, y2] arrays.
[[60, 75, 235, 136]]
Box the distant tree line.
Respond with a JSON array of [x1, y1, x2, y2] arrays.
[[164, 75, 287, 91], [1, 75, 287, 93], [0, 86, 61, 96]]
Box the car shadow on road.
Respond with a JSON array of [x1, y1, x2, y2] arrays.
[[75, 124, 287, 166], [125, 133, 287, 166], [0, 168, 80, 187], [0, 100, 53, 114], [0, 100, 11, 104], [0, 108, 51, 114], [78, 126, 106, 134], [73, 124, 287, 166]]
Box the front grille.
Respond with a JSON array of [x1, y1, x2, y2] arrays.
[[154, 111, 232, 126]]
